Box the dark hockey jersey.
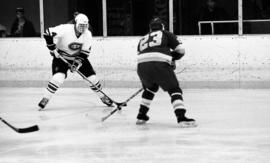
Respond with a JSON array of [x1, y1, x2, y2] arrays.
[[137, 30, 180, 64]]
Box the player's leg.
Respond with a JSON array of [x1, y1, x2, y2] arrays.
[[136, 85, 159, 125], [136, 62, 159, 124], [88, 75, 113, 106], [38, 58, 68, 110], [168, 87, 197, 127], [79, 59, 113, 106], [158, 63, 197, 127]]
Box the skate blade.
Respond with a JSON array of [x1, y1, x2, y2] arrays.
[[136, 120, 147, 125], [178, 121, 198, 128]]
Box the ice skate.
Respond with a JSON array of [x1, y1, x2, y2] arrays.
[[38, 97, 49, 111], [100, 96, 113, 107], [175, 109, 197, 128], [136, 113, 149, 125]]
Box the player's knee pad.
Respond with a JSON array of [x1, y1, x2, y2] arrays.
[[51, 73, 65, 86], [168, 87, 183, 103], [47, 73, 65, 93], [87, 75, 101, 91], [87, 75, 99, 84]]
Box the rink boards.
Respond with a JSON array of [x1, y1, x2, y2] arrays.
[[0, 35, 270, 88]]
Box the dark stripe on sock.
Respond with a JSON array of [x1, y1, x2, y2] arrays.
[[48, 84, 58, 92], [48, 82, 58, 89]]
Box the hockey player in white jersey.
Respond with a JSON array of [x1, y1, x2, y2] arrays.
[[38, 13, 113, 110]]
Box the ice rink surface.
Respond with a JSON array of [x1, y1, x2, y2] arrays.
[[0, 88, 270, 163]]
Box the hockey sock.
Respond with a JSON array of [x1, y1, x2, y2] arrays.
[[140, 88, 156, 108], [87, 75, 103, 98], [44, 73, 65, 99], [168, 87, 185, 111]]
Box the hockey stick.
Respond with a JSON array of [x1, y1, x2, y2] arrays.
[[101, 67, 187, 122], [58, 55, 125, 107], [0, 117, 39, 133], [101, 87, 144, 122]]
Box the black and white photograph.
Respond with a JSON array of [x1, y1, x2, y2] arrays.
[[0, 0, 270, 162]]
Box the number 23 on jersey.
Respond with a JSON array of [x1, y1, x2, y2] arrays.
[[138, 31, 163, 52]]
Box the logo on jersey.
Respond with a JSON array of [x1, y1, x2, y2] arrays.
[[69, 42, 83, 50]]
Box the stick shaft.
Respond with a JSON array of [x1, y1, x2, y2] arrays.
[[123, 88, 143, 104], [58, 55, 119, 104], [101, 108, 118, 122], [1, 118, 18, 131], [101, 88, 143, 122]]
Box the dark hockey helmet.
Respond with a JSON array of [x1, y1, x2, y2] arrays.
[[149, 17, 165, 31]]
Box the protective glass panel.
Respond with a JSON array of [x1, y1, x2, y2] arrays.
[[44, 0, 102, 36], [243, 0, 270, 34], [174, 0, 238, 35], [107, 0, 169, 36]]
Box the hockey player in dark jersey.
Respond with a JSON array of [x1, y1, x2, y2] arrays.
[[136, 17, 197, 127], [38, 14, 113, 110]]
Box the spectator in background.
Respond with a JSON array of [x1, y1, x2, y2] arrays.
[[10, 7, 36, 37], [68, 11, 93, 32], [198, 0, 231, 34], [0, 24, 7, 37]]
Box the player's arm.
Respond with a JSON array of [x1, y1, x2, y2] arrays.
[[43, 25, 66, 58], [43, 28, 61, 58], [69, 49, 89, 73], [165, 31, 185, 61], [70, 33, 92, 73], [171, 44, 185, 61]]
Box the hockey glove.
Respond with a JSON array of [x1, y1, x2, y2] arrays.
[[70, 57, 83, 73], [43, 30, 56, 51]]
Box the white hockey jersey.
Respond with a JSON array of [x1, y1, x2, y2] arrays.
[[49, 24, 92, 59]]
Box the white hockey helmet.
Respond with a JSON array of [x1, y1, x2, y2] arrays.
[[75, 13, 89, 33]]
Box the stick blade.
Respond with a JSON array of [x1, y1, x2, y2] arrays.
[[17, 125, 39, 133]]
